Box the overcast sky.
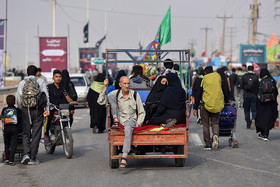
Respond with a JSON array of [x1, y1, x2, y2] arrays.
[[0, 0, 279, 70]]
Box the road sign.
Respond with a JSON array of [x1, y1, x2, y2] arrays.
[[91, 57, 104, 65]]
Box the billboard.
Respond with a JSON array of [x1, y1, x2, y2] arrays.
[[239, 45, 266, 64], [39, 37, 68, 72], [102, 52, 117, 71], [0, 19, 4, 88], [79, 47, 98, 72]]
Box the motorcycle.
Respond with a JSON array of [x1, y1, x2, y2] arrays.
[[45, 103, 74, 159]]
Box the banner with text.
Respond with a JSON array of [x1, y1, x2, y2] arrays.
[[239, 45, 266, 64], [0, 19, 5, 88], [40, 37, 68, 72], [79, 47, 98, 72]]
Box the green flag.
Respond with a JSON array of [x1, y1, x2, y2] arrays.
[[267, 44, 280, 61], [158, 6, 171, 46]]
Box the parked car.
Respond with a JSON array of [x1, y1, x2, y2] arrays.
[[70, 74, 90, 107]]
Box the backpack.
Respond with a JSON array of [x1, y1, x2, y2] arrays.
[[202, 72, 224, 113], [244, 74, 259, 92], [3, 107, 18, 125], [21, 78, 40, 108], [258, 77, 276, 103], [236, 75, 242, 89]]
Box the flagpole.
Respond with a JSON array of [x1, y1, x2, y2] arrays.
[[4, 0, 8, 86], [53, 0, 56, 37]]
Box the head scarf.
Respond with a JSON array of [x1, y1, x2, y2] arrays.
[[159, 73, 186, 110], [90, 72, 106, 93], [146, 76, 167, 104], [115, 70, 126, 89], [260, 68, 271, 79]]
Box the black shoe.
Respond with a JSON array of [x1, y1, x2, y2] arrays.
[[204, 145, 212, 150], [92, 126, 97, 133], [9, 162, 15, 166]]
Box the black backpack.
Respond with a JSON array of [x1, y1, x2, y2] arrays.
[[244, 74, 259, 92], [258, 77, 276, 102], [3, 107, 18, 125], [236, 75, 242, 89]]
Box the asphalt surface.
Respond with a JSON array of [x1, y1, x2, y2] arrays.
[[1, 107, 280, 187]]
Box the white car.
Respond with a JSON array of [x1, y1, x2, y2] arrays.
[[70, 74, 91, 107]]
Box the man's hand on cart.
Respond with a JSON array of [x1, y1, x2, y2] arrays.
[[193, 109, 197, 117]]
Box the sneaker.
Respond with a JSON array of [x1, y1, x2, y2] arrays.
[[9, 162, 15, 166], [4, 160, 9, 165], [263, 137, 269, 141], [212, 135, 219, 149], [21, 155, 30, 164], [258, 134, 266, 141], [204, 145, 212, 150], [165, 119, 177, 128], [28, 159, 40, 165], [250, 119, 255, 130]]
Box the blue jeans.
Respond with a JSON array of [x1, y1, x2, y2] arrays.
[[243, 96, 257, 128]]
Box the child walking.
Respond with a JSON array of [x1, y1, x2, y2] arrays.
[[1, 95, 22, 165]]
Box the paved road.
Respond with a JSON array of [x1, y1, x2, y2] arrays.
[[1, 107, 280, 187]]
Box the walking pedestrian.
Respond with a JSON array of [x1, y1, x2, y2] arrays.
[[235, 67, 244, 109], [256, 69, 278, 141], [16, 65, 50, 165], [240, 65, 259, 129], [1, 95, 22, 165], [193, 66, 225, 150]]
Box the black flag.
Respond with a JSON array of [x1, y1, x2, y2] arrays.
[[83, 22, 88, 43], [95, 35, 106, 48]]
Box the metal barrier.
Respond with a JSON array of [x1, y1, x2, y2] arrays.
[[0, 86, 18, 95]]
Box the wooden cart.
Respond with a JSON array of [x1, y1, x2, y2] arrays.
[[105, 49, 191, 168]]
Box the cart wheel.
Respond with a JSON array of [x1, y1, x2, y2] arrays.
[[174, 145, 185, 167], [232, 139, 239, 148], [109, 143, 119, 169]]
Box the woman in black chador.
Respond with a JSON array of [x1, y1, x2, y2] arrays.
[[144, 76, 167, 123], [255, 69, 278, 141], [148, 73, 186, 126]]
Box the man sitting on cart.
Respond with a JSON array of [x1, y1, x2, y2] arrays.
[[97, 76, 145, 168]]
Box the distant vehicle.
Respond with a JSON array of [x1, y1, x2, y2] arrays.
[[70, 74, 90, 107]]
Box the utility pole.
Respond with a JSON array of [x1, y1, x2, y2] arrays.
[[275, 0, 280, 18], [4, 0, 8, 86], [252, 0, 259, 45], [200, 26, 212, 56], [248, 18, 251, 44], [230, 27, 233, 57], [53, 0, 56, 37], [189, 39, 196, 52], [217, 14, 232, 56]]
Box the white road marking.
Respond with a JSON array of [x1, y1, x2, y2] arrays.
[[189, 133, 203, 146], [74, 117, 83, 120], [190, 152, 280, 177]]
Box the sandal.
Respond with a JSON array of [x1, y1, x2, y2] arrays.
[[111, 121, 120, 129], [119, 157, 127, 169]]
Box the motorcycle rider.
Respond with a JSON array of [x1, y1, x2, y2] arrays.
[[44, 70, 77, 145]]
